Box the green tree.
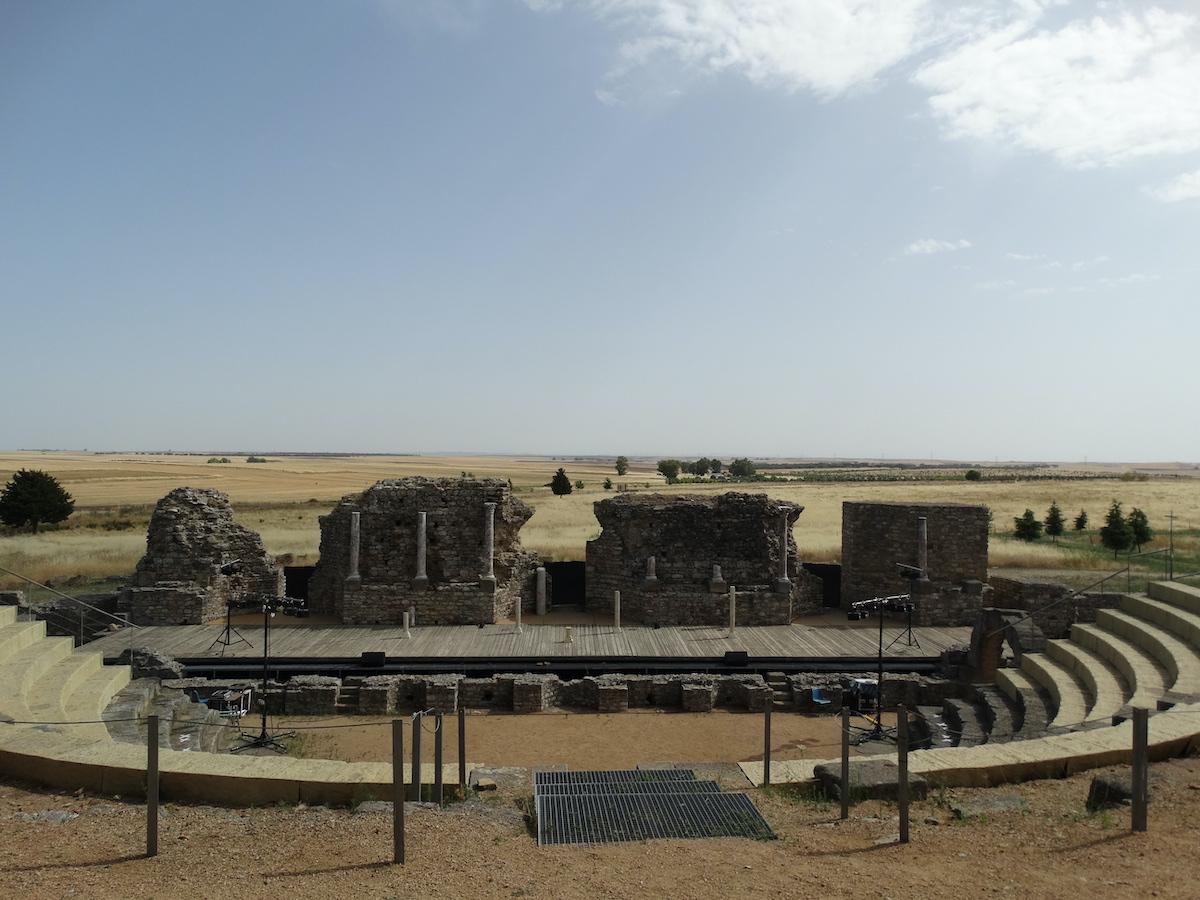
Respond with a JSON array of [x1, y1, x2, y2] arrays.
[[1044, 501, 1065, 542], [1013, 508, 1043, 541], [574, 479, 585, 490], [709, 458, 723, 474], [603, 477, 613, 491], [548, 468, 573, 497], [1127, 508, 1153, 551], [965, 469, 982, 481], [691, 457, 711, 477], [614, 456, 629, 476], [0, 469, 75, 533], [1073, 509, 1088, 531], [1100, 500, 1133, 556], [656, 459, 681, 483], [728, 457, 756, 478]]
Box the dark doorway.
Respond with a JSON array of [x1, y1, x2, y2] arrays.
[[545, 561, 585, 605], [284, 565, 316, 601], [802, 562, 842, 608]]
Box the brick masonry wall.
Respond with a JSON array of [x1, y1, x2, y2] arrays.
[[584, 492, 808, 625], [308, 477, 540, 625], [119, 488, 282, 625], [842, 501, 989, 625], [988, 575, 1120, 639]]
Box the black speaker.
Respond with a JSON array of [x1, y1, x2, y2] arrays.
[[723, 650, 749, 666], [361, 651, 386, 668]]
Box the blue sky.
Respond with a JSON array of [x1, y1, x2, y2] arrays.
[[2, 1, 1197, 461]]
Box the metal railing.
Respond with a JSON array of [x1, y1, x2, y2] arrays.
[[0, 564, 136, 648]]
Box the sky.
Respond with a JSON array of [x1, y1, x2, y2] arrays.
[[1, 0, 1198, 462]]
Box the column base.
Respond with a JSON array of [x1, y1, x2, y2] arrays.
[[773, 578, 792, 594], [345, 574, 362, 585], [478, 576, 497, 594], [708, 578, 728, 594], [642, 576, 659, 591], [412, 575, 429, 591]]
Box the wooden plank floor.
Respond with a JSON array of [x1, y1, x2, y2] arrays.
[[90, 621, 971, 662]]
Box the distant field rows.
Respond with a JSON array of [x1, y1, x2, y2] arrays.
[[2, 452, 1199, 588]]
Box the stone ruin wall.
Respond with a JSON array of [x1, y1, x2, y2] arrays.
[[584, 492, 818, 625], [987, 575, 1120, 639], [841, 501, 990, 627], [307, 477, 539, 625], [119, 488, 282, 625]]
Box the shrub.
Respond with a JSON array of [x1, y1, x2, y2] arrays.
[[615, 456, 629, 476], [574, 479, 585, 490], [1073, 509, 1088, 531], [728, 457, 756, 478], [1045, 501, 1065, 542], [548, 468, 572, 496], [247, 456, 269, 463], [1100, 501, 1133, 556], [656, 459, 681, 483], [965, 469, 982, 481], [1013, 509, 1043, 541], [603, 478, 613, 491]]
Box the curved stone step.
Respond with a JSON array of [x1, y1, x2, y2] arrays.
[[1045, 639, 1127, 723], [0, 637, 76, 715], [1121, 594, 1200, 650], [1071, 623, 1167, 709], [0, 621, 47, 663], [974, 685, 1019, 743], [1020, 653, 1089, 729], [0, 606, 17, 626], [1148, 580, 1200, 615], [59, 664, 131, 741], [1097, 609, 1200, 696], [24, 652, 104, 720], [995, 668, 1052, 738], [943, 699, 988, 746]]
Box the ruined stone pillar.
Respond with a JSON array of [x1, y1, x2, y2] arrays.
[[644, 555, 658, 588], [413, 511, 429, 589], [917, 516, 929, 580], [480, 502, 497, 588], [515, 596, 523, 633], [728, 585, 736, 634], [403, 609, 411, 639], [347, 511, 361, 582], [613, 590, 621, 630], [709, 563, 727, 593], [536, 566, 547, 616], [774, 511, 792, 593]]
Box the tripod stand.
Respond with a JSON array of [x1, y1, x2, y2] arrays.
[[884, 598, 921, 652], [207, 599, 251, 654], [845, 594, 909, 746], [232, 597, 295, 753]]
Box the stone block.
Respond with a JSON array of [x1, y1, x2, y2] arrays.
[[681, 683, 714, 712], [513, 678, 548, 714], [597, 683, 629, 713]]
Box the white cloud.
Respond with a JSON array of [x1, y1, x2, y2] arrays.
[[1071, 254, 1110, 271], [1149, 168, 1200, 203], [975, 279, 1016, 290], [1005, 252, 1043, 261], [914, 8, 1200, 168], [905, 237, 972, 255], [1097, 272, 1160, 286]]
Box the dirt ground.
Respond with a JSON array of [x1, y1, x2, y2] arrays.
[[279, 710, 896, 768], [3, 756, 1200, 899]]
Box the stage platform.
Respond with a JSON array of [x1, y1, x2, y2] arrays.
[[88, 618, 972, 677]]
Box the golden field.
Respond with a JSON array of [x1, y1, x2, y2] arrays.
[[1, 451, 1198, 589]]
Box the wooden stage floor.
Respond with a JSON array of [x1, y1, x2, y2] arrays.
[[90, 617, 972, 663]]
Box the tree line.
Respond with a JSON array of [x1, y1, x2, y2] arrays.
[[1013, 499, 1153, 555]]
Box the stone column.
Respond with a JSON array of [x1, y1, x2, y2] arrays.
[[709, 563, 727, 593], [774, 511, 792, 593], [917, 516, 929, 580], [515, 595, 523, 633], [643, 555, 658, 588], [413, 511, 429, 589], [347, 512, 361, 583], [536, 567, 547, 616], [402, 609, 411, 639], [613, 590, 621, 630], [728, 585, 736, 634], [480, 502, 497, 589]]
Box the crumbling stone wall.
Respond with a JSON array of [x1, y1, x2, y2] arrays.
[[584, 493, 810, 625], [119, 488, 281, 625], [841, 501, 989, 626], [988, 576, 1119, 639], [308, 477, 539, 625]]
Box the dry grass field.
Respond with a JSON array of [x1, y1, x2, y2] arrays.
[[2, 451, 1199, 589]]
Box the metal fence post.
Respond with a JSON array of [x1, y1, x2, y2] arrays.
[[410, 711, 422, 802], [840, 706, 850, 820], [458, 705, 467, 795], [1132, 707, 1148, 833], [763, 704, 772, 787], [898, 704, 910, 844], [434, 711, 444, 807], [146, 714, 159, 857], [392, 719, 405, 864]]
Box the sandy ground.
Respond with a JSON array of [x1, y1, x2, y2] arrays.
[[3, 756, 1200, 899], [278, 710, 894, 768]]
